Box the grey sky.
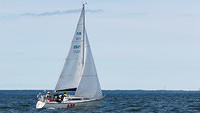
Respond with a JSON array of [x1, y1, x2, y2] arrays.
[[0, 0, 200, 90]]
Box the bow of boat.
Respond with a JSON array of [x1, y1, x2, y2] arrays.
[[36, 101, 45, 109]]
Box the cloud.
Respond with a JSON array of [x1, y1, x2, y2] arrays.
[[0, 9, 103, 20], [20, 9, 103, 17], [178, 13, 200, 17], [126, 12, 148, 16]]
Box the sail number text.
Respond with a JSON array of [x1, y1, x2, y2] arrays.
[[73, 45, 81, 53]]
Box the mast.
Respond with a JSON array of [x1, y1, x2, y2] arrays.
[[82, 3, 85, 66]]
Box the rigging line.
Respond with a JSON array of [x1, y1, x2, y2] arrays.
[[82, 3, 85, 66]]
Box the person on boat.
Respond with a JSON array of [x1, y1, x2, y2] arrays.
[[46, 92, 50, 98], [53, 92, 59, 102], [46, 92, 53, 101], [58, 93, 63, 102], [63, 92, 67, 97]]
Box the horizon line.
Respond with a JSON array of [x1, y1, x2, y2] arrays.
[[0, 89, 200, 91]]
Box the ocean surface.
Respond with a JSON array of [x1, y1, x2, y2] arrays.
[[1, 90, 200, 113]]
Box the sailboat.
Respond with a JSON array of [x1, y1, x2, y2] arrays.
[[36, 4, 103, 109]]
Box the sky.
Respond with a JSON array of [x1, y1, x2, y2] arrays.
[[0, 0, 200, 90]]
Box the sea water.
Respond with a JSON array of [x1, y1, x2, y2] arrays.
[[1, 90, 200, 113]]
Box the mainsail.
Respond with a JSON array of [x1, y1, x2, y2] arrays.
[[55, 6, 84, 91], [55, 4, 102, 99]]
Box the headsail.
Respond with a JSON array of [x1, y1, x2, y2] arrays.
[[55, 6, 85, 91], [75, 32, 103, 99]]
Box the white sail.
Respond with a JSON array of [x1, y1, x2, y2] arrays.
[[55, 8, 85, 91], [75, 32, 103, 99], [55, 4, 102, 99]]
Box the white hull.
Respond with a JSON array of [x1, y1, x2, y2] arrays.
[[36, 98, 102, 109]]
